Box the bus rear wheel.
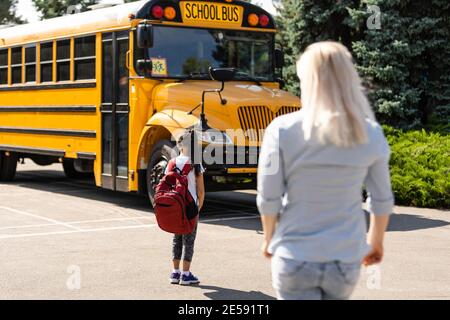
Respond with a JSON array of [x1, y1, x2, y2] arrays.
[[0, 151, 18, 182], [62, 159, 90, 179], [146, 140, 176, 207]]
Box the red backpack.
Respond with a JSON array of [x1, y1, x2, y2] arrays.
[[154, 159, 199, 234]]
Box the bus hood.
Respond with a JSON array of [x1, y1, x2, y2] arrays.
[[151, 81, 301, 134]]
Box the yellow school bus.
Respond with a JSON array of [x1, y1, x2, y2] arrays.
[[0, 0, 300, 202]]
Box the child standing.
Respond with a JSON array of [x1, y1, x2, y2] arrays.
[[166, 131, 205, 285]]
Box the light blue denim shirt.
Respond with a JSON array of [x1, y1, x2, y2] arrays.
[[257, 110, 394, 263]]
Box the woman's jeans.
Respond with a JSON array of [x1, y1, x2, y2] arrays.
[[271, 255, 361, 300], [172, 224, 198, 262]]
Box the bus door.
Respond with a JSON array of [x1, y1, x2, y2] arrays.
[[101, 31, 130, 192]]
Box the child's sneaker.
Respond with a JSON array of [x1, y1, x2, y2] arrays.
[[179, 272, 200, 285], [169, 271, 181, 284]]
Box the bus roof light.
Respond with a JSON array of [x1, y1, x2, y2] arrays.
[[164, 6, 176, 20], [151, 5, 164, 19], [247, 13, 259, 27], [259, 14, 269, 27]]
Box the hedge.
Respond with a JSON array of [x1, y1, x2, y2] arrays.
[[383, 126, 450, 209]]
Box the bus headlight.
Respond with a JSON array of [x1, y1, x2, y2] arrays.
[[198, 130, 233, 145]]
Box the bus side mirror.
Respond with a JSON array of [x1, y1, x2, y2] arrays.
[[137, 24, 153, 48], [209, 67, 236, 82], [276, 77, 285, 89], [136, 59, 153, 75], [275, 48, 284, 69]]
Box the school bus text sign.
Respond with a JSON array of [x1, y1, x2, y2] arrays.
[[180, 1, 243, 28]]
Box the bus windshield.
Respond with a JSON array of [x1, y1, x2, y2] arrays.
[[143, 26, 274, 81]]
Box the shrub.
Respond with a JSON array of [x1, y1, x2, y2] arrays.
[[383, 125, 450, 208]]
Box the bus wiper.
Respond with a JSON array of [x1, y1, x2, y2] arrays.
[[233, 71, 262, 86], [187, 103, 202, 115], [177, 72, 211, 82]]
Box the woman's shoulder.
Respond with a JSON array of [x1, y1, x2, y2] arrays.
[[262, 110, 305, 148], [364, 118, 386, 139], [267, 110, 303, 133], [365, 117, 381, 129], [364, 118, 390, 156]]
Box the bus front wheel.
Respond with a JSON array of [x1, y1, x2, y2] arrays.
[[146, 140, 176, 207], [0, 151, 18, 182]]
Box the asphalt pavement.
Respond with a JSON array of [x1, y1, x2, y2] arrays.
[[0, 162, 449, 299]]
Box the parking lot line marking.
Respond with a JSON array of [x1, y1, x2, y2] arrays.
[[0, 206, 83, 231], [0, 223, 159, 239], [203, 208, 257, 215], [0, 214, 260, 240], [68, 216, 153, 224], [201, 215, 260, 223], [17, 184, 94, 194], [0, 216, 154, 231], [75, 224, 159, 233], [0, 223, 56, 231]]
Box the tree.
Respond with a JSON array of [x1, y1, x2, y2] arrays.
[[0, 0, 24, 25], [278, 0, 450, 128], [277, 0, 360, 96], [32, 0, 97, 19], [349, 0, 450, 128], [32, 0, 141, 19]]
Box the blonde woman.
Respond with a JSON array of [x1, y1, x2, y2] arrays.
[[257, 41, 394, 300]]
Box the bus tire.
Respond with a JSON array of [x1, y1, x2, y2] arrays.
[[62, 159, 89, 179], [0, 151, 18, 182], [146, 139, 176, 207]]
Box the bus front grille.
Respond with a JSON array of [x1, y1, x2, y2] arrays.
[[276, 106, 300, 117], [237, 106, 274, 141], [237, 106, 300, 141]]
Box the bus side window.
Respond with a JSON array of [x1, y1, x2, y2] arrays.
[[25, 45, 36, 83], [56, 39, 70, 82], [40, 42, 53, 83], [11, 47, 22, 84], [0, 49, 7, 85], [74, 35, 96, 80]]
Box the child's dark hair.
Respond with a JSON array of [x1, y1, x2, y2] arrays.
[[176, 130, 202, 177]]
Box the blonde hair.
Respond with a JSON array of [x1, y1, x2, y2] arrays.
[[296, 41, 375, 147]]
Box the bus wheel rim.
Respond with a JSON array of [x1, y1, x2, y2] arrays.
[[150, 158, 168, 191]]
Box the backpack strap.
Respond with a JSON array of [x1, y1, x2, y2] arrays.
[[181, 161, 193, 176], [167, 159, 177, 172]]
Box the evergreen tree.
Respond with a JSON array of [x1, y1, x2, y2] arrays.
[[32, 0, 97, 19], [278, 0, 450, 128], [32, 0, 142, 20], [0, 0, 24, 25], [349, 0, 450, 127], [277, 0, 359, 96]]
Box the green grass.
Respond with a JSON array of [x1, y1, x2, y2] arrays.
[[383, 126, 450, 209]]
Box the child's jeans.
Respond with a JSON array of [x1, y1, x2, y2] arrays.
[[172, 224, 198, 262], [271, 255, 361, 300]]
